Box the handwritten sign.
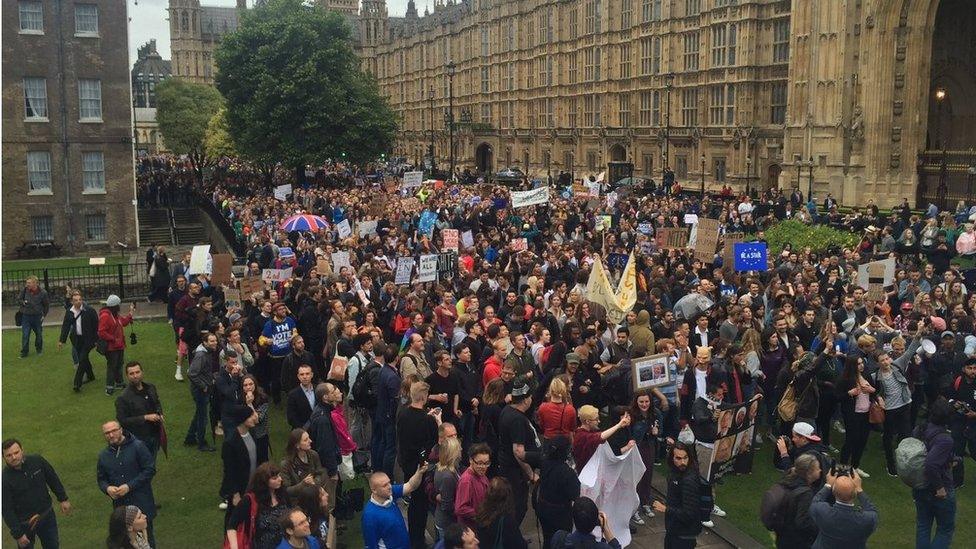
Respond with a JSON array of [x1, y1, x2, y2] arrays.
[[187, 244, 211, 275], [511, 186, 550, 208], [657, 228, 689, 250], [331, 251, 351, 271], [694, 218, 721, 264], [595, 215, 612, 232], [417, 254, 439, 282], [273, 184, 292, 201], [336, 219, 352, 239], [211, 253, 234, 285], [402, 171, 423, 189], [511, 238, 528, 252], [240, 276, 265, 296], [442, 229, 459, 251], [722, 232, 745, 266], [358, 220, 378, 238], [394, 257, 415, 285], [461, 230, 475, 250], [369, 195, 387, 217], [438, 252, 458, 275], [261, 267, 293, 282]]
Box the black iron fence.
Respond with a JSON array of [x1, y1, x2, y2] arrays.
[[917, 150, 976, 209], [2, 261, 151, 305]]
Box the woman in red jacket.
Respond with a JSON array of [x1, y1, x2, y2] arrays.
[[98, 294, 134, 396]]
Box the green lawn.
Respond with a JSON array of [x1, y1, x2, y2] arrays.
[[3, 322, 973, 548], [1, 321, 364, 548], [2, 255, 132, 274]]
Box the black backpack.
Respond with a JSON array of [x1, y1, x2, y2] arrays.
[[351, 360, 379, 409], [760, 481, 808, 531]]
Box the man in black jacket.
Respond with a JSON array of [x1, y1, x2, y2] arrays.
[[285, 364, 316, 429], [280, 335, 316, 394], [115, 362, 165, 458], [58, 290, 99, 392], [653, 442, 702, 548], [774, 422, 829, 489], [220, 406, 260, 514], [2, 439, 71, 549], [215, 351, 244, 433]]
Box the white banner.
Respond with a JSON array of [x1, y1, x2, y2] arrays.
[[510, 186, 551, 208], [336, 219, 352, 239], [403, 171, 423, 189], [578, 443, 644, 548], [417, 254, 439, 282], [187, 244, 211, 275], [358, 220, 378, 237], [461, 230, 475, 250], [273, 184, 292, 201], [261, 267, 293, 282]]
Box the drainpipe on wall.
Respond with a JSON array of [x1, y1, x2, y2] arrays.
[[55, 0, 75, 252]]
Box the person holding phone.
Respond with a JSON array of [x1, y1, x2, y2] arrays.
[[549, 497, 620, 549]]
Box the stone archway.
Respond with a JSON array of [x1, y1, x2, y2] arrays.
[[608, 143, 627, 162], [766, 164, 782, 192], [475, 143, 493, 173]]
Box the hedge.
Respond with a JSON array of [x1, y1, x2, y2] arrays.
[[763, 219, 861, 255]]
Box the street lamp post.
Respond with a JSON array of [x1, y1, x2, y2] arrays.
[[807, 156, 815, 202], [935, 88, 948, 210], [664, 73, 674, 172], [447, 60, 456, 181], [700, 153, 706, 197], [935, 87, 946, 150]]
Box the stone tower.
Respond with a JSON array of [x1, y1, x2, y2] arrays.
[[168, 0, 205, 82], [359, 0, 388, 76]]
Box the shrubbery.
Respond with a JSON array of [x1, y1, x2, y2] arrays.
[[764, 219, 860, 255]]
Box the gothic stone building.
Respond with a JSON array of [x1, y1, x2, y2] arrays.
[[2, 0, 138, 258], [173, 0, 976, 207]]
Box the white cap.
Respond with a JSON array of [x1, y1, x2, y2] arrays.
[[105, 295, 121, 307]]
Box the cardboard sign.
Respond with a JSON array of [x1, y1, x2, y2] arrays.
[[417, 254, 439, 282], [240, 276, 265, 296], [89, 257, 106, 265], [336, 219, 352, 239], [595, 216, 612, 232], [273, 184, 292, 201], [222, 285, 242, 310], [211, 253, 234, 285], [863, 261, 888, 302], [857, 258, 896, 289], [187, 244, 211, 275], [315, 257, 333, 276], [572, 183, 590, 198], [403, 171, 423, 189], [369, 195, 387, 217], [511, 238, 528, 252], [694, 218, 722, 264], [733, 242, 768, 272], [657, 228, 690, 250], [261, 267, 293, 282], [461, 230, 474, 250], [331, 251, 351, 271], [637, 222, 653, 235], [722, 232, 745, 265], [442, 229, 459, 251], [358, 220, 378, 238], [511, 186, 550, 208]]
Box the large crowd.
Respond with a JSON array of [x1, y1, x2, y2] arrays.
[[6, 157, 976, 549]]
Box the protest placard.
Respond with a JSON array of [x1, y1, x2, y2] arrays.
[[358, 220, 378, 238], [336, 219, 352, 239], [460, 230, 474, 250], [394, 257, 415, 285], [657, 228, 689, 250], [315, 257, 333, 276], [511, 238, 528, 252], [442, 229, 459, 251], [698, 399, 760, 483], [722, 232, 744, 265], [733, 242, 768, 272], [187, 245, 211, 275], [273, 184, 292, 201], [211, 254, 234, 285], [683, 213, 699, 226], [417, 254, 439, 282], [510, 186, 550, 208], [240, 276, 265, 297], [694, 218, 721, 264], [861, 260, 890, 302], [595, 215, 612, 232], [632, 354, 672, 392], [437, 252, 458, 276], [403, 171, 423, 189], [369, 195, 387, 216], [331, 251, 351, 271], [261, 267, 292, 283]]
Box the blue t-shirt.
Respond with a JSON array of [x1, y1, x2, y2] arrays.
[[262, 317, 296, 357], [275, 537, 321, 549], [363, 484, 409, 549]]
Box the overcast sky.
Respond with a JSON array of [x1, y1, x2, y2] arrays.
[[129, 0, 414, 64]]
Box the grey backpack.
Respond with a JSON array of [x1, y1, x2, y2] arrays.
[[895, 437, 928, 490]]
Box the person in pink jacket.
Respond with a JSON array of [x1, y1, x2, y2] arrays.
[[97, 294, 134, 396], [330, 394, 357, 479], [453, 443, 491, 529]]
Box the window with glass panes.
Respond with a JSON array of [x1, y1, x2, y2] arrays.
[[24, 78, 47, 119], [677, 156, 688, 178], [685, 0, 700, 16], [78, 79, 102, 120], [642, 154, 653, 177], [618, 94, 631, 127], [568, 97, 578, 127], [652, 37, 661, 74], [770, 82, 787, 124], [584, 0, 601, 35], [481, 67, 490, 93], [564, 151, 574, 173], [714, 0, 737, 7], [682, 88, 698, 126], [19, 1, 43, 32], [620, 44, 632, 78], [86, 214, 107, 242], [481, 27, 489, 56], [31, 216, 53, 241], [709, 84, 735, 125], [640, 38, 653, 75], [639, 92, 653, 125], [683, 33, 699, 71], [773, 19, 790, 63], [75, 4, 98, 34], [83, 152, 105, 192], [713, 158, 727, 182], [569, 52, 579, 84], [642, 0, 661, 23], [546, 56, 554, 86], [569, 8, 578, 39], [711, 24, 736, 67], [652, 90, 661, 125], [621, 0, 632, 28], [480, 103, 492, 124], [27, 151, 51, 192], [587, 151, 598, 171], [584, 96, 596, 126]]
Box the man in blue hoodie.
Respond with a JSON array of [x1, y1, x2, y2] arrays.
[[913, 398, 957, 549], [97, 421, 156, 547]]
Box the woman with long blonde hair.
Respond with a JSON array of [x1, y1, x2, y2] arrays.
[[433, 437, 462, 536], [536, 377, 577, 444]]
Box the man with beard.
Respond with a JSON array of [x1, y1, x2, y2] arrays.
[[653, 442, 702, 548]]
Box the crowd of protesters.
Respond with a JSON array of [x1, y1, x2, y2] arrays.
[[6, 154, 976, 549]]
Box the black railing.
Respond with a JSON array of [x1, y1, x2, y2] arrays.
[[2, 261, 151, 304], [195, 191, 246, 257]]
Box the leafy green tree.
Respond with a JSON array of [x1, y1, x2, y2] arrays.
[[203, 108, 237, 159], [156, 78, 224, 181], [215, 0, 397, 175]]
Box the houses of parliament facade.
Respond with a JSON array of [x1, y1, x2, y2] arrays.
[[170, 0, 975, 207]]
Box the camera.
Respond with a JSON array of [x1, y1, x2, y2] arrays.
[[948, 399, 974, 416], [825, 458, 854, 477]]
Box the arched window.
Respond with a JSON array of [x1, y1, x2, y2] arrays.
[[181, 11, 189, 32]]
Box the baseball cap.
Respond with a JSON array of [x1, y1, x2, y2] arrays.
[[792, 422, 821, 442], [511, 382, 531, 399], [930, 316, 946, 331], [566, 352, 581, 364], [941, 331, 955, 339]]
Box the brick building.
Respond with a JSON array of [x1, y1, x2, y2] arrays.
[[2, 0, 137, 258]]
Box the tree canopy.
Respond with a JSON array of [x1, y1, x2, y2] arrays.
[[203, 108, 237, 159], [215, 0, 397, 169], [155, 78, 224, 179]]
